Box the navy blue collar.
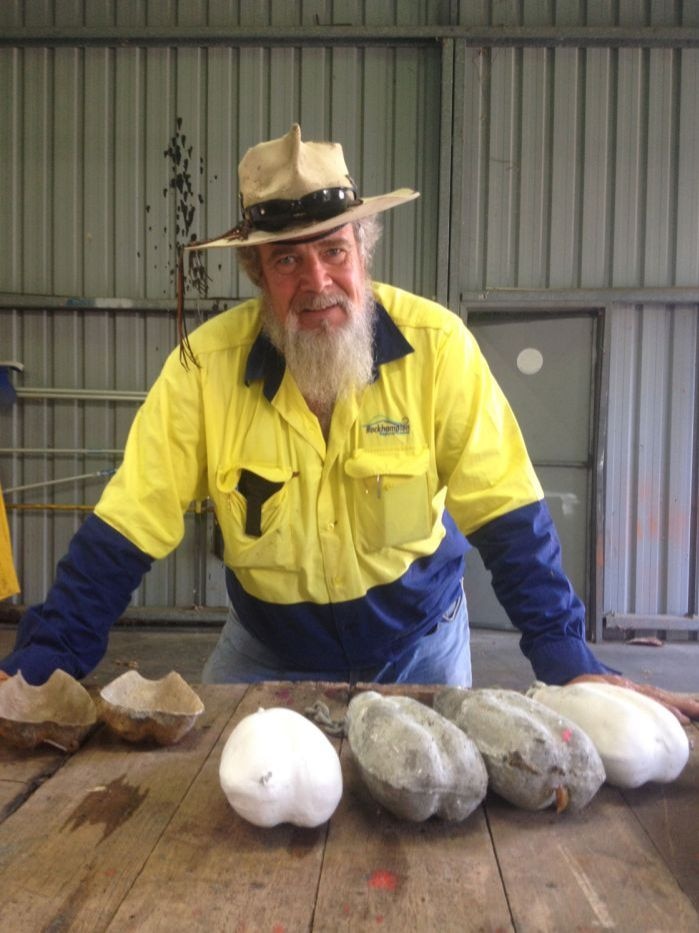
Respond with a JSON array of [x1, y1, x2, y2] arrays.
[[244, 300, 414, 402]]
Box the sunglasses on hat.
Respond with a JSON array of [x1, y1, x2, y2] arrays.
[[241, 184, 362, 232]]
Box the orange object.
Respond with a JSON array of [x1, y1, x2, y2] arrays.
[[0, 481, 20, 599]]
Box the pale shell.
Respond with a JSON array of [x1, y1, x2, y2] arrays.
[[99, 670, 204, 746], [0, 669, 97, 752]]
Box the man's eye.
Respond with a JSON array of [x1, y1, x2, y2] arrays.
[[274, 255, 297, 271], [323, 247, 346, 263]]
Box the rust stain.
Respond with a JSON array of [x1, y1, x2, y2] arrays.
[[596, 534, 604, 569], [667, 504, 689, 544], [62, 775, 149, 842]]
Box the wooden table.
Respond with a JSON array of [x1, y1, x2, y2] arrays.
[[0, 681, 697, 932]]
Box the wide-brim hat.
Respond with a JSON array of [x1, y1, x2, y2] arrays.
[[184, 123, 419, 252]]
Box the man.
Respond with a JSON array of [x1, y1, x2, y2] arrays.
[[1, 125, 697, 721]]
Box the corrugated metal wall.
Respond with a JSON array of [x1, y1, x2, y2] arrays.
[[604, 303, 699, 627], [2, 0, 698, 633], [449, 16, 699, 632], [450, 43, 699, 293]]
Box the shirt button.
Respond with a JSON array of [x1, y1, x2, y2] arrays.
[[326, 521, 336, 531]]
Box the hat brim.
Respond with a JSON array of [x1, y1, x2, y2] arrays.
[[185, 188, 419, 251]]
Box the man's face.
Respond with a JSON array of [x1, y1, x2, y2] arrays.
[[257, 223, 367, 332]]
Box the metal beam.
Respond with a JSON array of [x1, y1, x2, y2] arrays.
[[461, 286, 699, 311], [0, 447, 123, 455], [16, 387, 145, 402], [0, 604, 228, 626], [1, 26, 699, 49], [0, 294, 230, 312], [605, 612, 699, 633], [4, 286, 699, 315]]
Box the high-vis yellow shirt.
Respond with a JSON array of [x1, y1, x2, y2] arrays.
[[91, 283, 548, 671], [96, 283, 541, 610]]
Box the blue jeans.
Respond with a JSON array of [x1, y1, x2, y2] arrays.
[[201, 588, 471, 686]]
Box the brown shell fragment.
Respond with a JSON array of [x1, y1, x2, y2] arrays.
[[0, 670, 97, 752], [98, 670, 204, 746], [555, 785, 570, 814]]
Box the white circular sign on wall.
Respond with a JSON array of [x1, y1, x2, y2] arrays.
[[516, 347, 543, 375]]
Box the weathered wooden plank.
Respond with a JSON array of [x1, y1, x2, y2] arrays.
[[0, 782, 20, 814], [106, 681, 350, 932], [0, 738, 67, 782], [353, 682, 438, 705], [0, 740, 68, 821], [0, 753, 66, 820], [0, 683, 244, 932], [619, 723, 699, 914], [486, 781, 699, 932], [312, 741, 513, 932]]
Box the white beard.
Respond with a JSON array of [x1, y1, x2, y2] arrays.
[[261, 285, 376, 419]]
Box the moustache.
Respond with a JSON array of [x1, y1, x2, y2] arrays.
[[290, 292, 353, 316]]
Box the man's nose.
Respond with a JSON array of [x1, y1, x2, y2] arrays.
[[299, 253, 332, 290]]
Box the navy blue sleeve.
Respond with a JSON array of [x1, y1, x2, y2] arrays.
[[466, 500, 618, 685], [0, 514, 153, 684]]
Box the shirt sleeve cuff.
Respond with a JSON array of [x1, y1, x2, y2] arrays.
[[523, 635, 620, 685]]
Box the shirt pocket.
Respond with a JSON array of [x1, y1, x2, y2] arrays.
[[344, 448, 433, 551], [215, 462, 296, 569]]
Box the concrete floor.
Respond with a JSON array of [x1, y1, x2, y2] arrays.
[[1, 623, 697, 693]]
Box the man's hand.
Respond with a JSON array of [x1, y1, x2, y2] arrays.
[[568, 673, 699, 724]]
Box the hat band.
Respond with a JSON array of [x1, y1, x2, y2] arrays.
[[242, 185, 361, 232]]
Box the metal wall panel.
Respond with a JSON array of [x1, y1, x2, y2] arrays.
[[604, 303, 698, 622], [450, 43, 699, 296], [456, 0, 696, 28], [676, 49, 699, 282], [1, 1, 456, 29]]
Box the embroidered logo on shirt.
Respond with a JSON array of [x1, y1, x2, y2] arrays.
[[363, 416, 410, 436]]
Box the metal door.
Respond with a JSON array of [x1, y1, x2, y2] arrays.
[[463, 312, 599, 632]]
